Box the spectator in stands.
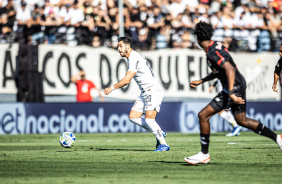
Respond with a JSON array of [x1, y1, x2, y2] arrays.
[[180, 31, 193, 48], [71, 70, 104, 103], [108, 7, 119, 33], [30, 4, 44, 45], [0, 0, 16, 23], [107, 0, 118, 9], [159, 0, 170, 15], [138, 25, 150, 50], [43, 8, 61, 44], [169, 0, 186, 19], [44, 0, 59, 16], [257, 8, 271, 52], [0, 13, 12, 43], [182, 9, 194, 29], [16, 1, 31, 44], [70, 1, 84, 27], [93, 0, 107, 10], [92, 8, 111, 46], [92, 35, 101, 47], [127, 7, 143, 46], [0, 0, 278, 53], [147, 5, 165, 40], [210, 9, 224, 42], [156, 24, 170, 49]]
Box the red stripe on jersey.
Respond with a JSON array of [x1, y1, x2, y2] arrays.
[[206, 41, 214, 52], [216, 51, 224, 65]]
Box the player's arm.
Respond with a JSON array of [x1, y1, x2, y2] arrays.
[[222, 61, 245, 104], [208, 80, 218, 93], [190, 72, 217, 88], [273, 71, 279, 93], [273, 60, 282, 92], [95, 87, 105, 102], [71, 71, 84, 84], [272, 72, 279, 93], [104, 71, 136, 95]]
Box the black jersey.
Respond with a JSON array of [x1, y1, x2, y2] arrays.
[[274, 57, 282, 76], [206, 41, 246, 93]]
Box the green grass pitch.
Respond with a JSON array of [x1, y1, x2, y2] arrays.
[[0, 132, 281, 184]]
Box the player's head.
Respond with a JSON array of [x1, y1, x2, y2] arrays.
[[118, 37, 132, 57], [194, 21, 214, 46], [279, 42, 282, 57]]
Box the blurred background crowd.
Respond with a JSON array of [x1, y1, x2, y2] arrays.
[[1, 0, 282, 52]]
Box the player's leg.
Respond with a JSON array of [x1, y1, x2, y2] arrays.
[[129, 97, 151, 131], [233, 111, 282, 151], [185, 92, 229, 165], [184, 104, 218, 164], [145, 110, 169, 151], [231, 88, 282, 151], [144, 88, 169, 151], [220, 110, 242, 136], [128, 110, 151, 131]]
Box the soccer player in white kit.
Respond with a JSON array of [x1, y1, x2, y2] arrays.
[[104, 37, 170, 151]]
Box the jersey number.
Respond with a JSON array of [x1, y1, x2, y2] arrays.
[[216, 42, 222, 50]]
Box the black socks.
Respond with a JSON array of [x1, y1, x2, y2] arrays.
[[254, 123, 277, 142], [200, 134, 210, 154]]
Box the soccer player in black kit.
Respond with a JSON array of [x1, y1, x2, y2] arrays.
[[184, 21, 282, 165], [272, 43, 282, 93]]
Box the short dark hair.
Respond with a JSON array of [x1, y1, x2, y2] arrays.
[[194, 21, 214, 43], [118, 37, 132, 48]]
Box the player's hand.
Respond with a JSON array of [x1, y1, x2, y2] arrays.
[[190, 80, 202, 88], [208, 86, 214, 93], [104, 87, 112, 95], [272, 83, 278, 93], [229, 94, 245, 104]]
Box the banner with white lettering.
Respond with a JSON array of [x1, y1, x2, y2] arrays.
[[0, 44, 280, 101], [0, 102, 281, 135]]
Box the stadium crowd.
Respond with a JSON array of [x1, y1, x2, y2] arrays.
[[0, 0, 282, 52]]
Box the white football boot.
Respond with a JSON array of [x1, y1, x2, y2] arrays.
[[184, 152, 210, 165], [277, 134, 282, 151]]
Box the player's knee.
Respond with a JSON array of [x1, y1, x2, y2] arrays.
[[129, 114, 138, 119], [198, 111, 207, 121], [145, 111, 157, 119]]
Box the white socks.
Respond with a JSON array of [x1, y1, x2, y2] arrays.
[[129, 118, 151, 131], [220, 111, 239, 128], [129, 118, 167, 145], [145, 119, 167, 145]]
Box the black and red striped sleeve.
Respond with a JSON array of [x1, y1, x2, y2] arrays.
[[208, 46, 231, 68]]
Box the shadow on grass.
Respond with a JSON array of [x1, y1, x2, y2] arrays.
[[95, 148, 152, 152], [148, 160, 213, 166]]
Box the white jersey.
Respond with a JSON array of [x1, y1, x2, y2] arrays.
[[127, 50, 161, 91]]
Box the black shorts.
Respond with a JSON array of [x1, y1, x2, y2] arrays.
[[209, 90, 246, 115]]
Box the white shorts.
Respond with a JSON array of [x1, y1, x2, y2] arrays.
[[131, 87, 163, 113]]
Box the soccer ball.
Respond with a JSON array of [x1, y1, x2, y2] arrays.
[[59, 132, 76, 148]]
